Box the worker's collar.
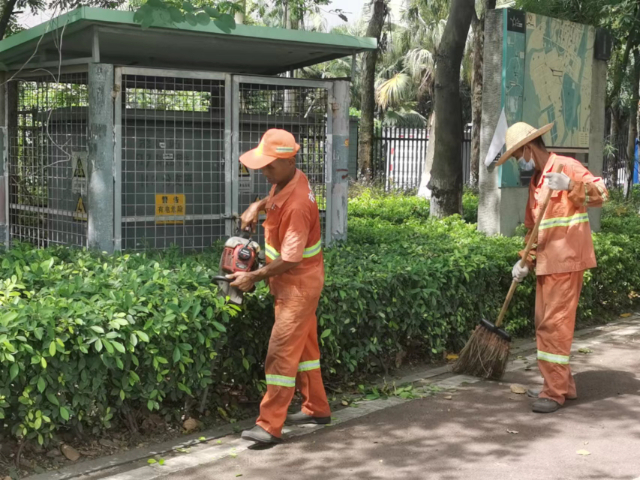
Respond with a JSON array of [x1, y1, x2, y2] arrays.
[[267, 169, 301, 210], [535, 153, 561, 196], [542, 152, 559, 174]]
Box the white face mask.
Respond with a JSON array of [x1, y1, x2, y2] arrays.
[[517, 147, 535, 172]]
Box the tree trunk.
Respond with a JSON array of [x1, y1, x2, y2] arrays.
[[429, 0, 475, 217], [469, 0, 496, 189], [470, 15, 483, 190], [234, 0, 246, 24], [0, 0, 19, 41], [357, 0, 388, 180], [611, 107, 621, 188], [417, 112, 435, 198], [626, 50, 640, 198]]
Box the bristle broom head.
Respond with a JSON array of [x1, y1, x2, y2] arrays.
[[452, 324, 511, 380]]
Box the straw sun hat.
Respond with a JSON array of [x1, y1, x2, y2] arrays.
[[496, 122, 554, 166]]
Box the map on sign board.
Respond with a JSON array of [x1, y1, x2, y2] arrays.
[[523, 13, 594, 150], [239, 163, 252, 193], [155, 194, 186, 225], [499, 9, 594, 188], [72, 151, 88, 195]]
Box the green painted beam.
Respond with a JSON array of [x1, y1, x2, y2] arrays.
[[0, 7, 376, 58]]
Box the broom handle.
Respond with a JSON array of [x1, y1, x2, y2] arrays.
[[495, 163, 564, 328]]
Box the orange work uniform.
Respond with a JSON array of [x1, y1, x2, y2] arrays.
[[256, 169, 330, 438], [521, 153, 608, 404]]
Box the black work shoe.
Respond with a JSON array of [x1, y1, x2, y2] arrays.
[[241, 426, 282, 444], [286, 411, 331, 425], [532, 398, 561, 413], [527, 388, 577, 400]]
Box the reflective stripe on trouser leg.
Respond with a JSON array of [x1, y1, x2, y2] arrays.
[[535, 271, 584, 405], [297, 313, 331, 419], [256, 295, 328, 437], [298, 360, 321, 372]]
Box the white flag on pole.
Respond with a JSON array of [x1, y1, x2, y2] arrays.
[[484, 108, 508, 167]]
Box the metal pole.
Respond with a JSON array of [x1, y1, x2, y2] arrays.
[[0, 73, 7, 247], [328, 80, 350, 244], [87, 63, 115, 253], [113, 67, 122, 251]]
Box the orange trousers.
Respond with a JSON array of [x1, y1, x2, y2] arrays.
[[256, 295, 331, 438], [535, 271, 584, 405]]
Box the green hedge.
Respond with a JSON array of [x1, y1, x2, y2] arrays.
[[349, 189, 479, 224], [0, 190, 639, 446]]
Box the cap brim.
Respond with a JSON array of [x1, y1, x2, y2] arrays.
[[495, 123, 554, 167], [239, 149, 278, 169]]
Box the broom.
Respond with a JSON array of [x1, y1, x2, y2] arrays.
[[452, 163, 564, 380]]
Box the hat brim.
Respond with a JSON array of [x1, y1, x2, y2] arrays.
[[239, 149, 279, 170], [495, 123, 554, 167]]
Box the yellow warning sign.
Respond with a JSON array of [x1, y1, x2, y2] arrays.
[[73, 197, 87, 222], [73, 156, 86, 178], [155, 194, 186, 225], [240, 164, 250, 177]]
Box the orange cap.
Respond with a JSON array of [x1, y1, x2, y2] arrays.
[[239, 129, 300, 169]]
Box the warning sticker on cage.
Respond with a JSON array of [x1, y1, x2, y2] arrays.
[[155, 194, 186, 225], [239, 163, 252, 193], [73, 197, 87, 222], [72, 152, 88, 195]]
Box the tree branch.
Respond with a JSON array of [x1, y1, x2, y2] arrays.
[[0, 0, 19, 41]]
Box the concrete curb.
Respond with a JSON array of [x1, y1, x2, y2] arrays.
[[26, 315, 640, 480]]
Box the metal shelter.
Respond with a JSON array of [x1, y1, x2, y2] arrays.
[[0, 7, 375, 252]]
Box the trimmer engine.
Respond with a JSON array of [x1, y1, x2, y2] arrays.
[[213, 229, 262, 305]]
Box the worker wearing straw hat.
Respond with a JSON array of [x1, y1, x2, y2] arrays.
[[496, 122, 608, 414]]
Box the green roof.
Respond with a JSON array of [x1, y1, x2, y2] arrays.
[[0, 7, 376, 74]]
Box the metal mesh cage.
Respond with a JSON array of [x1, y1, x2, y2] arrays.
[[8, 73, 89, 247], [119, 74, 226, 251], [236, 80, 328, 245]]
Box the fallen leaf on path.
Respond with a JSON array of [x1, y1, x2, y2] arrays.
[[147, 459, 157, 465], [230, 453, 237, 458], [510, 384, 527, 394], [236, 475, 243, 477], [159, 459, 165, 466], [507, 430, 519, 434], [341, 400, 349, 406], [199, 437, 206, 442], [176, 448, 190, 454], [578, 348, 593, 354], [444, 395, 453, 400], [620, 313, 632, 318], [183, 418, 199, 433], [446, 354, 459, 361], [217, 440, 222, 444], [577, 450, 591, 456]]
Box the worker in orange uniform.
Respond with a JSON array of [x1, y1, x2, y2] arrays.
[[228, 129, 331, 444], [496, 122, 608, 414]]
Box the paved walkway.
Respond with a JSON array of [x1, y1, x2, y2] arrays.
[[39, 318, 640, 480]]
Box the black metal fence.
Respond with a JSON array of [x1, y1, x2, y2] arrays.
[[366, 126, 472, 191], [602, 131, 636, 190]]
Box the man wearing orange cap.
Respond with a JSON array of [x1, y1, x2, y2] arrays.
[[228, 129, 331, 444], [495, 122, 608, 414]]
